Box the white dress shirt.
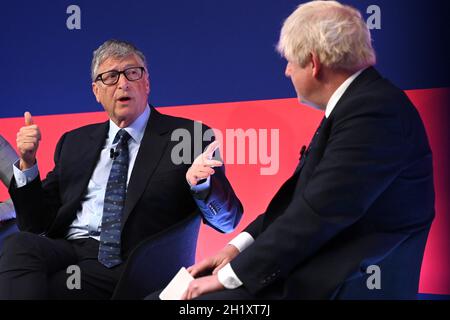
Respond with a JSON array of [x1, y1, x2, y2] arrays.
[[218, 68, 365, 289]]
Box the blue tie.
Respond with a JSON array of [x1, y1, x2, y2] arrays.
[[98, 129, 131, 268]]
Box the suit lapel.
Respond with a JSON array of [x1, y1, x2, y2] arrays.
[[296, 67, 382, 174], [122, 108, 172, 225], [71, 122, 109, 203], [51, 122, 108, 234], [294, 116, 327, 175]]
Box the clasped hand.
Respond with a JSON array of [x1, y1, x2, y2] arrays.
[[181, 244, 240, 300]]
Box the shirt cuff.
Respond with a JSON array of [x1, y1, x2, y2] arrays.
[[217, 263, 243, 289], [228, 232, 254, 253], [13, 159, 38, 188]]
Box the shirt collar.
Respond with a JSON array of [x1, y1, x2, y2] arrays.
[[108, 104, 151, 146], [325, 68, 366, 118]]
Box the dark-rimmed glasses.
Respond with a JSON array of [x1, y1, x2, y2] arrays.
[[95, 66, 145, 85]]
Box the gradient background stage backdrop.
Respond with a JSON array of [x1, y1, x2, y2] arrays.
[[0, 0, 449, 298]]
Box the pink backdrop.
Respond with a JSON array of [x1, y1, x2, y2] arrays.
[[0, 87, 448, 295]]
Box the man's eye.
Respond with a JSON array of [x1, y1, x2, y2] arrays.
[[104, 73, 118, 80]]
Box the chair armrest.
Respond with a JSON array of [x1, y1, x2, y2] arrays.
[[0, 218, 19, 249], [0, 135, 19, 188], [112, 212, 201, 300], [0, 199, 16, 222]]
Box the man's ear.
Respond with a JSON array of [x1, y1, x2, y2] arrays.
[[310, 52, 321, 78], [92, 82, 101, 103], [145, 76, 150, 96], [144, 67, 151, 96]]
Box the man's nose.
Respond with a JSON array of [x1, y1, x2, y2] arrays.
[[117, 73, 130, 89], [285, 63, 291, 77]]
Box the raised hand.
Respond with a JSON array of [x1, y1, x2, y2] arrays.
[[16, 111, 41, 170], [186, 141, 223, 186]]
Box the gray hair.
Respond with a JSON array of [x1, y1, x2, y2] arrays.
[[91, 39, 148, 81], [277, 1, 376, 72]]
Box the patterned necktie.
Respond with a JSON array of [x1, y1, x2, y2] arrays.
[[98, 129, 131, 268]]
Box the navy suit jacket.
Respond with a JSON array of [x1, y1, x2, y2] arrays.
[[9, 107, 242, 259], [231, 67, 435, 299]]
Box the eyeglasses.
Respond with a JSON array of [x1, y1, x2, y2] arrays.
[[95, 66, 145, 85]]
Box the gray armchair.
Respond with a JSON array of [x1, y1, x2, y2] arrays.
[[112, 212, 201, 299], [0, 134, 19, 247], [0, 134, 18, 189]]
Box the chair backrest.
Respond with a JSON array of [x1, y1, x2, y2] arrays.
[[334, 229, 431, 300], [0, 135, 18, 223], [0, 219, 19, 251], [0, 200, 16, 223], [112, 212, 201, 300], [0, 135, 18, 188]]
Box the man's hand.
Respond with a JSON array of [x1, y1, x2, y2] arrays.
[[187, 244, 240, 277], [16, 111, 41, 170], [186, 141, 223, 187], [181, 274, 225, 300]]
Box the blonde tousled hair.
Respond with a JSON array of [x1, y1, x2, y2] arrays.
[[277, 1, 376, 72]]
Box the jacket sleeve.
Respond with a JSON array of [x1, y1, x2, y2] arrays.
[[190, 125, 243, 233]]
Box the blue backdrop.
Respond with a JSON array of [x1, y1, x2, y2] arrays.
[[1, 0, 449, 118]]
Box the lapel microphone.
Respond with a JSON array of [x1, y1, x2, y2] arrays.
[[110, 148, 120, 160], [299, 145, 307, 160]]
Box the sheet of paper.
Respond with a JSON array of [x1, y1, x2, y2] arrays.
[[159, 267, 194, 300]]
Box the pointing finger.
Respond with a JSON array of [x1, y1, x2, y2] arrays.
[[204, 141, 220, 160], [202, 159, 223, 168]]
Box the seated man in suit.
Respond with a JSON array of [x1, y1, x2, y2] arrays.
[[0, 39, 243, 299], [177, 0, 435, 300]]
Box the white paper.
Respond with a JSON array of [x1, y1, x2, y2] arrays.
[[159, 267, 194, 300]]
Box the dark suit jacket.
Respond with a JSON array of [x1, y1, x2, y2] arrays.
[[9, 107, 242, 259], [231, 67, 435, 299]]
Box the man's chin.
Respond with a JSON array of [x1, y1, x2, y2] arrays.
[[112, 109, 134, 127], [116, 102, 132, 108], [299, 98, 323, 111]]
